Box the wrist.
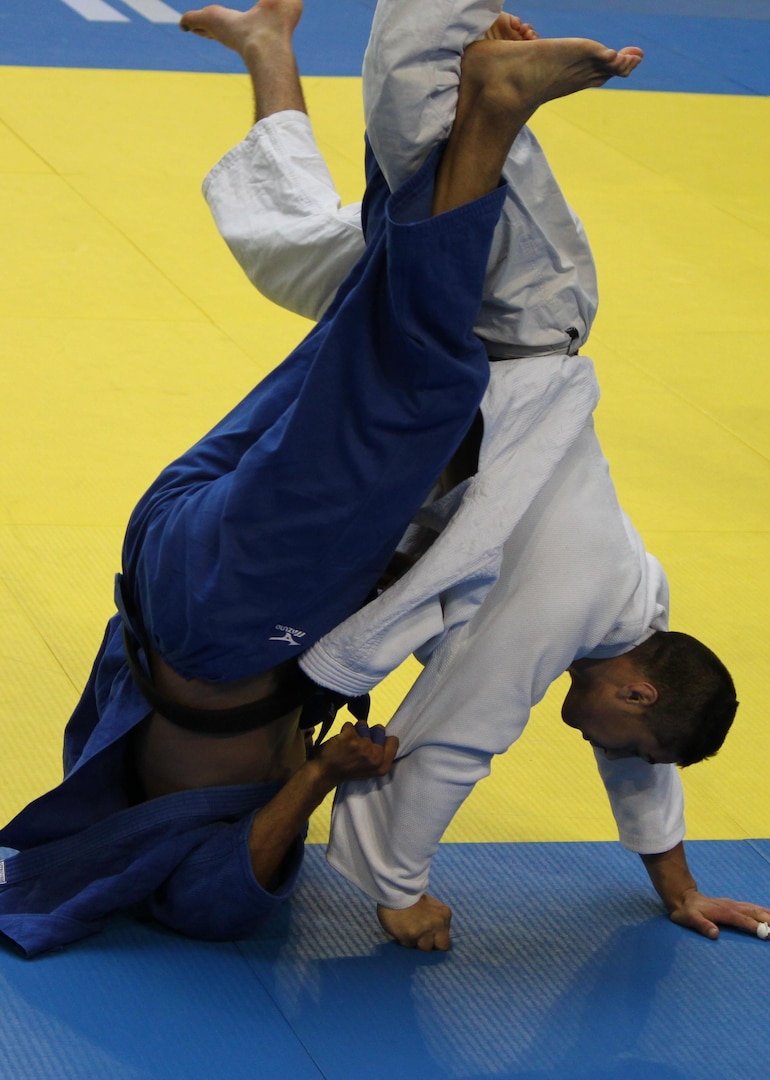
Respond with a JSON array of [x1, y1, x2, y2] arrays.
[[295, 756, 338, 801], [640, 844, 698, 910]]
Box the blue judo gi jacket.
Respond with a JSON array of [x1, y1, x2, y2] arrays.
[[0, 617, 302, 957]]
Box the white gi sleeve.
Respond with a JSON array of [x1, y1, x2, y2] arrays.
[[590, 553, 686, 855], [203, 111, 365, 320], [594, 753, 686, 855]]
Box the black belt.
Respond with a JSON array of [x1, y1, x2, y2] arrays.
[[117, 574, 369, 742], [484, 325, 582, 360]]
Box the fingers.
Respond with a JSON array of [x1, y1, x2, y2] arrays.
[[698, 918, 720, 941], [671, 908, 719, 939], [352, 720, 399, 771], [711, 900, 770, 938], [417, 920, 451, 952], [377, 896, 453, 951], [355, 719, 386, 745], [731, 903, 770, 938], [377, 735, 399, 773], [672, 896, 770, 941], [330, 721, 399, 777]]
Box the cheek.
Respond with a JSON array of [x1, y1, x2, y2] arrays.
[[561, 687, 583, 729]]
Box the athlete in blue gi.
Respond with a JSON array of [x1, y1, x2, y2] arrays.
[[0, 0, 644, 958]]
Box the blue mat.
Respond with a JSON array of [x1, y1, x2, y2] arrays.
[[2, 0, 770, 94], [2, 841, 768, 1079]]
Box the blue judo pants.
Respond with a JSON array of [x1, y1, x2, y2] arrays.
[[122, 148, 507, 683]]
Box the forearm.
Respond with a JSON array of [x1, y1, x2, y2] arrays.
[[641, 841, 770, 942], [640, 841, 698, 911], [248, 759, 336, 890], [251, 722, 400, 891], [203, 113, 364, 320]]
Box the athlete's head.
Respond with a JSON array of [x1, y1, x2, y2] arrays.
[[561, 631, 738, 767]]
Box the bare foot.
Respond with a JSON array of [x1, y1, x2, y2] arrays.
[[461, 36, 643, 126], [433, 35, 641, 215], [485, 12, 539, 42], [180, 0, 302, 58]]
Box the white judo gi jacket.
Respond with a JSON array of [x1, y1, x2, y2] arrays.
[[203, 0, 686, 910]]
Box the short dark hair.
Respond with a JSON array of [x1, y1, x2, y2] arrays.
[[631, 631, 738, 767]]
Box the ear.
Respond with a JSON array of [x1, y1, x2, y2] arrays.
[[622, 681, 658, 708]]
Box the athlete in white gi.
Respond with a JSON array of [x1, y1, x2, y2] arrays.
[[181, 0, 768, 951]]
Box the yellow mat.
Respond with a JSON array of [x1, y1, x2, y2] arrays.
[[1, 68, 767, 844]]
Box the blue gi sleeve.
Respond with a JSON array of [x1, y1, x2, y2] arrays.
[[146, 812, 304, 941], [0, 785, 300, 957]]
